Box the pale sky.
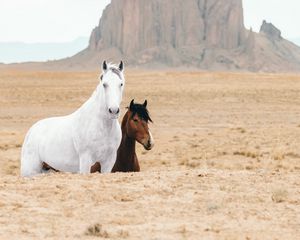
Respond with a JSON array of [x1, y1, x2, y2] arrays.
[[0, 0, 110, 43], [243, 0, 299, 39], [0, 0, 299, 43]]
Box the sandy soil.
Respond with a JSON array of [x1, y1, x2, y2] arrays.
[[0, 70, 300, 239]]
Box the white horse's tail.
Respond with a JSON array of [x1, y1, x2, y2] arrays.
[[20, 127, 42, 177]]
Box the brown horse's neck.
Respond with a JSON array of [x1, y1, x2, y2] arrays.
[[119, 132, 136, 159], [120, 112, 136, 158], [112, 111, 140, 172]]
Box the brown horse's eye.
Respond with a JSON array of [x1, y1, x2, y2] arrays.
[[133, 119, 138, 123]]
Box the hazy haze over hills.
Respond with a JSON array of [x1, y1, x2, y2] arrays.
[[0, 37, 88, 64], [289, 38, 300, 47]]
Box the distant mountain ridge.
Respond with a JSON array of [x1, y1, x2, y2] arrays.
[[0, 37, 88, 64]]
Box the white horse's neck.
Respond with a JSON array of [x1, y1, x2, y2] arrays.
[[75, 84, 113, 127], [75, 65, 124, 130]]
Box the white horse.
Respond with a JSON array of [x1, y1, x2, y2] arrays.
[[21, 61, 125, 177]]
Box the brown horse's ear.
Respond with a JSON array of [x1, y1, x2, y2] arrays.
[[119, 61, 124, 72], [129, 99, 134, 110], [143, 100, 147, 108]]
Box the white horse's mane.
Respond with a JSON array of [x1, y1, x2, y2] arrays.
[[101, 62, 124, 81], [106, 62, 118, 69], [103, 62, 120, 73]]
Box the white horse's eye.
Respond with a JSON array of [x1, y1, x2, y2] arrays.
[[103, 83, 108, 88], [120, 83, 123, 87]]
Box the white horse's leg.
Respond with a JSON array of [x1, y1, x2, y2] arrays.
[[21, 137, 42, 177], [101, 151, 117, 173], [79, 153, 93, 174], [21, 155, 42, 177]]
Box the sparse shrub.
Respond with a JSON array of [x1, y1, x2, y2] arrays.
[[286, 152, 300, 158], [273, 152, 285, 161], [233, 150, 259, 159], [85, 224, 109, 238], [245, 165, 253, 170], [272, 189, 288, 203], [117, 230, 129, 238]]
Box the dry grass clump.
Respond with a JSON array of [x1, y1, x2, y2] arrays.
[[85, 224, 130, 238], [285, 152, 300, 159], [179, 158, 200, 168], [233, 150, 259, 159], [178, 225, 188, 236], [85, 224, 109, 238], [0, 143, 22, 151], [271, 189, 288, 203], [272, 152, 285, 161], [233, 127, 247, 134]]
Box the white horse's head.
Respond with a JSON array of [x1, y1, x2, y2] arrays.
[[100, 61, 125, 119]]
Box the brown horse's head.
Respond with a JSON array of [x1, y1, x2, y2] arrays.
[[125, 99, 154, 150]]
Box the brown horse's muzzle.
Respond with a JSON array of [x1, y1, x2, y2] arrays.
[[142, 131, 154, 150]]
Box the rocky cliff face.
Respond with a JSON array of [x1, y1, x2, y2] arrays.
[[259, 20, 282, 41], [89, 0, 245, 53], [66, 0, 300, 72]]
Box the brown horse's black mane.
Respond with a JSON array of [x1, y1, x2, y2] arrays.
[[129, 103, 153, 123]]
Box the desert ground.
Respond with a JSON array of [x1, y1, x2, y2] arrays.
[[0, 69, 300, 239]]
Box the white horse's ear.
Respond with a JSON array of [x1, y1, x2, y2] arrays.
[[119, 61, 124, 72], [102, 60, 108, 71]]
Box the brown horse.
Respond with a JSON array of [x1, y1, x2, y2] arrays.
[[91, 99, 154, 173]]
